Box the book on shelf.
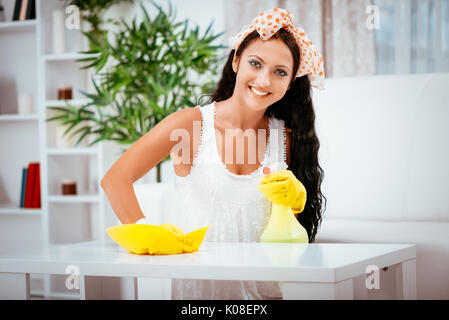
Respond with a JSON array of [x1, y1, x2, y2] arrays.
[[32, 162, 41, 208], [21, 162, 41, 209], [20, 167, 27, 207], [18, 0, 28, 21], [12, 0, 35, 21], [12, 0, 22, 21], [23, 162, 35, 207], [25, 0, 35, 20]]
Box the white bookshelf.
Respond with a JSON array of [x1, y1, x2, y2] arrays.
[[47, 147, 99, 155], [0, 0, 108, 300], [0, 20, 36, 32], [0, 113, 39, 121], [0, 203, 42, 215], [47, 194, 100, 203], [45, 99, 91, 107], [43, 52, 99, 61]]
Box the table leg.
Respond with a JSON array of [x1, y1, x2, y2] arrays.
[[352, 273, 369, 300], [0, 273, 30, 300], [136, 278, 172, 300], [280, 278, 354, 300], [395, 259, 416, 300]]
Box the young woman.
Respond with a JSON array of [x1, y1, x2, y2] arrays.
[[101, 7, 327, 299]]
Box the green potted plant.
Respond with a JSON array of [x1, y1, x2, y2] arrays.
[[47, 1, 226, 182]]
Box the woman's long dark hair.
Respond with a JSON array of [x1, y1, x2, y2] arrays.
[[205, 28, 327, 243]]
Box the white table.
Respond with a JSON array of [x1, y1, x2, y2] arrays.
[[0, 240, 416, 300]]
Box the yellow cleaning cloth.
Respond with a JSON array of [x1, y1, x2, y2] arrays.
[[106, 223, 210, 255]]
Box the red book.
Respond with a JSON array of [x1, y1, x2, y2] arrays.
[[31, 162, 41, 208], [24, 162, 37, 208]]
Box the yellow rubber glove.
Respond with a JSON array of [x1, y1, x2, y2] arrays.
[[106, 223, 210, 255], [257, 169, 307, 214]]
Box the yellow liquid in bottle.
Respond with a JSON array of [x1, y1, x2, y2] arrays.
[[260, 203, 309, 243]]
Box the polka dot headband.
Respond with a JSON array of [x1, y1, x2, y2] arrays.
[[229, 8, 325, 90]]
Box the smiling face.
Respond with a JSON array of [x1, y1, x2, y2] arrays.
[[232, 37, 294, 111]]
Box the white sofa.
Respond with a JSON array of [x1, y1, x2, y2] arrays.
[[134, 73, 449, 299], [311, 73, 449, 300]]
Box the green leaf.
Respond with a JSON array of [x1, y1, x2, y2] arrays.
[[47, 106, 70, 113], [204, 19, 214, 37], [95, 53, 109, 72], [82, 31, 101, 47], [73, 126, 91, 146], [46, 115, 68, 122]]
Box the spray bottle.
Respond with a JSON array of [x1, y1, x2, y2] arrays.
[[259, 164, 309, 243]]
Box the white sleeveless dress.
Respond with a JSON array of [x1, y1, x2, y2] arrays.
[[171, 101, 288, 300]]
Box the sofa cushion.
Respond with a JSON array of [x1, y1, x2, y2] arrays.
[[315, 217, 449, 299]]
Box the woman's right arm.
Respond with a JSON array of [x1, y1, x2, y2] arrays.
[[100, 107, 199, 224]]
